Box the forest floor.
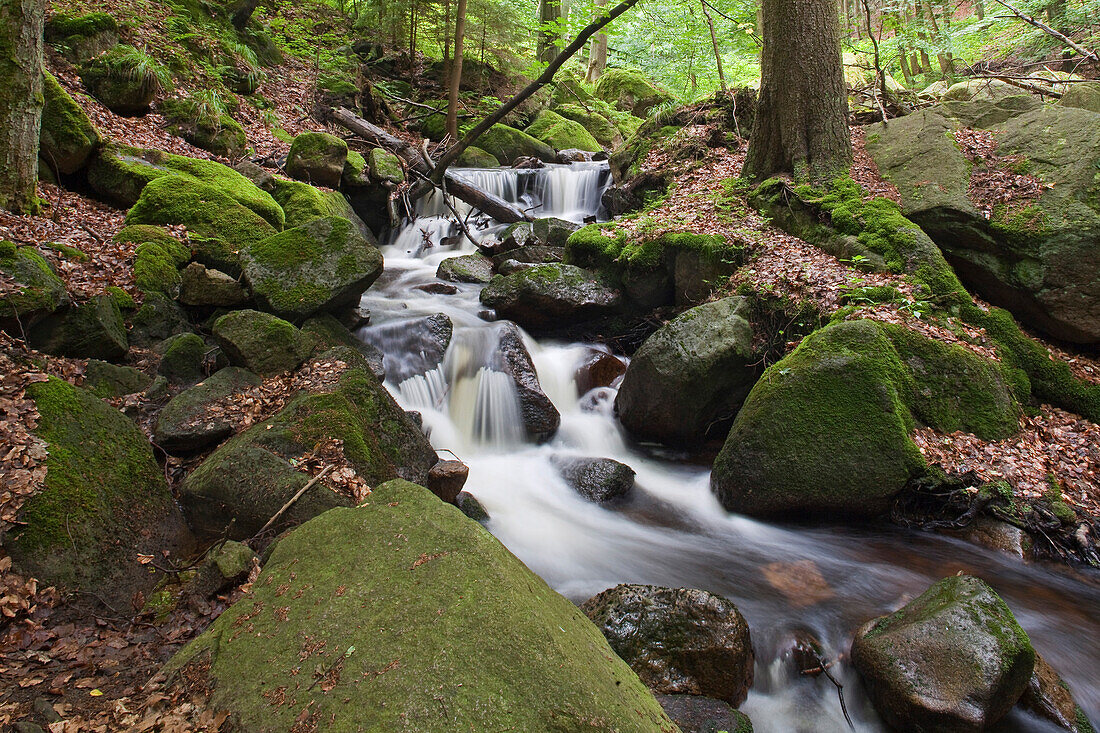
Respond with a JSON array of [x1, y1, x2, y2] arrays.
[[2, 33, 1100, 733]]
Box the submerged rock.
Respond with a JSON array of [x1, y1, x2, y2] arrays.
[[582, 584, 754, 706], [851, 575, 1035, 732], [361, 313, 453, 384], [552, 456, 635, 503], [616, 297, 757, 446], [164, 482, 676, 731]]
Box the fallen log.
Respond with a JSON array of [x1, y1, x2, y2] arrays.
[[444, 171, 531, 224]]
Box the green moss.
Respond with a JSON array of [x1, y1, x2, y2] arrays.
[[212, 309, 312, 375], [525, 110, 602, 152], [39, 71, 100, 175], [554, 104, 618, 148], [568, 225, 739, 275], [134, 241, 186, 296], [476, 123, 556, 166], [83, 359, 151, 398], [46, 12, 118, 38], [271, 179, 354, 228], [78, 45, 164, 115], [161, 98, 247, 157], [367, 148, 404, 184], [159, 333, 207, 384], [106, 286, 135, 311], [0, 245, 68, 319], [454, 145, 500, 168], [42, 241, 88, 261], [593, 68, 673, 117]]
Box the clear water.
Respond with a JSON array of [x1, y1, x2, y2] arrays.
[[359, 163, 1100, 732]]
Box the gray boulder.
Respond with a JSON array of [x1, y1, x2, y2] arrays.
[[480, 264, 622, 331], [437, 253, 494, 284], [492, 322, 560, 442], [360, 313, 453, 383], [656, 696, 753, 733], [212, 309, 313, 375], [179, 262, 249, 307], [616, 297, 757, 446], [552, 456, 635, 503], [28, 293, 127, 361], [582, 584, 754, 706], [852, 575, 1035, 732], [83, 359, 151, 398], [154, 367, 262, 453]]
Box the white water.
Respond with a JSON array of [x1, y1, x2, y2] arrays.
[[359, 163, 1100, 732]]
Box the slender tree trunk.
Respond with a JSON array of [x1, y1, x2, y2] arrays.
[[446, 0, 467, 139], [743, 0, 851, 182], [701, 0, 727, 92], [585, 0, 609, 83], [0, 0, 44, 214], [537, 0, 564, 63]]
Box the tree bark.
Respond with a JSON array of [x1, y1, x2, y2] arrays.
[[743, 0, 851, 182], [446, 0, 467, 139], [536, 0, 564, 63], [0, 0, 44, 214], [585, 0, 609, 83], [701, 0, 727, 92]]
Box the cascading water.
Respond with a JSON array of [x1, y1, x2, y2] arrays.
[[359, 162, 1100, 732]]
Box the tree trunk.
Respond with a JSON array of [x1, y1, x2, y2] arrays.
[[585, 0, 609, 83], [446, 0, 467, 139], [701, 0, 727, 92], [537, 0, 564, 63], [0, 0, 44, 214], [743, 0, 851, 182]]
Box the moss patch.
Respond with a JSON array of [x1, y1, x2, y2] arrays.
[[525, 110, 602, 153], [39, 71, 99, 175], [0, 245, 68, 321], [476, 123, 556, 165]]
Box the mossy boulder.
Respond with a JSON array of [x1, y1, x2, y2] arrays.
[[154, 367, 262, 453], [160, 98, 247, 157], [285, 131, 347, 188], [78, 45, 159, 116], [128, 292, 191, 346], [6, 378, 188, 605], [566, 226, 742, 309], [88, 144, 284, 226], [368, 148, 404, 184], [301, 314, 386, 381], [179, 262, 249, 307], [1059, 81, 1100, 113], [525, 110, 602, 153], [852, 575, 1035, 732], [164, 481, 677, 732], [39, 72, 99, 175], [943, 78, 1022, 102], [476, 123, 556, 165], [126, 176, 278, 276], [711, 319, 1018, 518], [479, 264, 623, 332], [242, 216, 383, 321], [83, 359, 151, 398], [436, 252, 494, 284], [271, 179, 377, 243], [178, 369, 437, 538], [554, 103, 620, 149], [865, 105, 1100, 344], [594, 69, 673, 118], [133, 234, 191, 297], [45, 12, 119, 61], [157, 332, 207, 385], [27, 293, 128, 360], [455, 145, 500, 168], [615, 297, 758, 446], [212, 309, 312, 375], [0, 244, 69, 326]]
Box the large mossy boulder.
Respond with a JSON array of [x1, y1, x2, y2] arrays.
[[83, 359, 151, 397], [554, 103, 621, 149], [594, 69, 673, 118], [0, 243, 69, 326], [1059, 81, 1100, 113], [479, 264, 622, 332], [615, 297, 757, 446], [865, 105, 1100, 344], [165, 481, 677, 732], [6, 378, 188, 605], [126, 176, 278, 276], [851, 575, 1035, 732], [285, 131, 348, 188], [178, 369, 438, 538], [39, 72, 99, 175], [525, 110, 602, 153], [476, 123, 557, 165], [45, 12, 119, 61], [711, 320, 1019, 518], [212, 309, 313, 375], [455, 145, 500, 168], [242, 216, 383, 321], [582, 584, 754, 706], [122, 225, 191, 297], [154, 367, 262, 453], [27, 293, 127, 360], [78, 45, 160, 116], [88, 144, 284, 227], [271, 179, 377, 243]]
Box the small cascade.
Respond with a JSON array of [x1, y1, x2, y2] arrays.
[[532, 162, 608, 220]]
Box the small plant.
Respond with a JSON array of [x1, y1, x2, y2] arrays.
[[99, 44, 172, 92]]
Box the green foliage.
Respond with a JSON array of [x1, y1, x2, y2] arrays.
[[93, 44, 171, 92]]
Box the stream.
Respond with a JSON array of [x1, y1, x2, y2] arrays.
[[357, 162, 1100, 732]]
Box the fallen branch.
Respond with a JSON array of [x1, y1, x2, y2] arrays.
[[253, 465, 333, 539], [991, 0, 1098, 62]]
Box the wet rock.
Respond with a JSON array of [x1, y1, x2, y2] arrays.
[[951, 515, 1033, 559], [427, 460, 469, 503], [1019, 653, 1096, 732], [180, 368, 436, 539], [437, 253, 494, 284], [581, 584, 755, 705], [360, 313, 453, 383], [557, 149, 605, 163], [414, 282, 458, 295], [575, 348, 626, 394], [775, 628, 827, 678], [851, 575, 1035, 732], [241, 216, 384, 322], [179, 262, 249, 307], [285, 132, 347, 188], [212, 310, 313, 375], [500, 218, 582, 250], [496, 258, 534, 275], [552, 456, 635, 503], [656, 695, 753, 733], [491, 245, 565, 268], [456, 491, 489, 522], [154, 367, 263, 453], [479, 264, 622, 332], [163, 482, 676, 731], [28, 293, 127, 361], [616, 297, 757, 446], [83, 359, 151, 398], [492, 322, 560, 442]]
